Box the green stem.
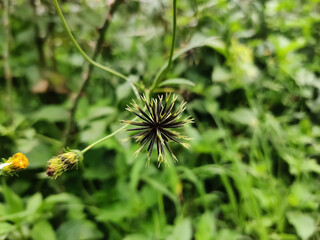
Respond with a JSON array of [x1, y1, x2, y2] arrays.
[[80, 115, 138, 155], [150, 0, 177, 92], [164, 0, 177, 80], [51, 0, 140, 98], [52, 0, 126, 79], [81, 124, 127, 154], [3, 0, 13, 124], [62, 0, 124, 146]]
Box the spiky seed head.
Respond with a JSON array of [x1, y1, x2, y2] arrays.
[[46, 149, 83, 179], [122, 94, 193, 166]]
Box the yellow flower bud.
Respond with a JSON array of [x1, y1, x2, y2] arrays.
[[1, 153, 29, 174], [46, 149, 83, 179]]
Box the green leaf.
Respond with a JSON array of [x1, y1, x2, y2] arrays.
[[214, 229, 239, 240], [153, 37, 223, 89], [57, 220, 103, 240], [80, 119, 107, 143], [287, 212, 315, 240], [1, 183, 24, 214], [288, 182, 318, 209], [44, 193, 81, 207], [159, 78, 195, 87], [195, 212, 216, 240], [88, 107, 116, 120], [211, 66, 231, 83], [123, 234, 150, 240], [282, 154, 320, 175], [167, 218, 192, 240], [31, 221, 56, 240], [31, 105, 68, 123], [95, 203, 133, 223], [141, 175, 177, 204], [302, 159, 320, 174], [15, 139, 52, 168], [0, 222, 13, 235], [228, 108, 258, 127], [26, 193, 43, 215], [130, 155, 146, 190]]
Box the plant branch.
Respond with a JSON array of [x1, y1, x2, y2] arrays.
[[3, 0, 13, 124], [62, 0, 124, 146], [80, 116, 137, 154], [51, 0, 129, 80], [81, 124, 127, 154], [150, 0, 177, 93], [30, 0, 46, 68]]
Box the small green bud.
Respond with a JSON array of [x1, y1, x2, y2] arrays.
[[46, 149, 83, 179]]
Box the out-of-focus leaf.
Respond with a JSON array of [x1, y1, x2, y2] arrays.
[[1, 183, 24, 214], [123, 234, 150, 240], [44, 193, 80, 204], [214, 229, 239, 240], [31, 220, 56, 240], [192, 165, 228, 179], [228, 108, 258, 127], [282, 154, 320, 175], [195, 212, 216, 240], [287, 212, 315, 240], [212, 66, 231, 82], [116, 81, 132, 100], [15, 139, 52, 168], [95, 204, 133, 223], [130, 155, 146, 190], [80, 119, 107, 143], [167, 218, 192, 240], [154, 37, 223, 85], [141, 175, 177, 204], [88, 107, 116, 120], [26, 193, 43, 215], [288, 183, 318, 209], [0, 222, 13, 235], [57, 220, 103, 240], [31, 105, 68, 123], [159, 78, 195, 87]]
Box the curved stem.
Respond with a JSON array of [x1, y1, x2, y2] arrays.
[[164, 0, 177, 80], [62, 0, 124, 146], [150, 0, 177, 92], [81, 124, 127, 154], [3, 0, 13, 124], [81, 115, 138, 154], [51, 0, 140, 100], [52, 0, 127, 79]]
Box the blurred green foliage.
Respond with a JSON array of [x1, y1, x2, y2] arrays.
[[1, 0, 320, 239]]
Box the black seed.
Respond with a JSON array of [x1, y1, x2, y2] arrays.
[[123, 94, 192, 165]]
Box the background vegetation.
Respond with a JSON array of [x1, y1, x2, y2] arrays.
[[0, 0, 320, 239]]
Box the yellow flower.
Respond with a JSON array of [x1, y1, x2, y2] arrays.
[[1, 153, 29, 174]]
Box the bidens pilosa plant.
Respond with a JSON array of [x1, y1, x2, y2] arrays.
[[45, 95, 192, 178], [122, 94, 192, 166], [44, 0, 191, 178]]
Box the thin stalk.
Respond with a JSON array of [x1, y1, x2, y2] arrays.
[[81, 124, 127, 154], [80, 114, 138, 154], [150, 0, 177, 92], [215, 159, 238, 216], [62, 0, 124, 146], [51, 0, 139, 98], [52, 0, 125, 79], [214, 115, 268, 240], [3, 0, 13, 124], [30, 0, 46, 68]]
